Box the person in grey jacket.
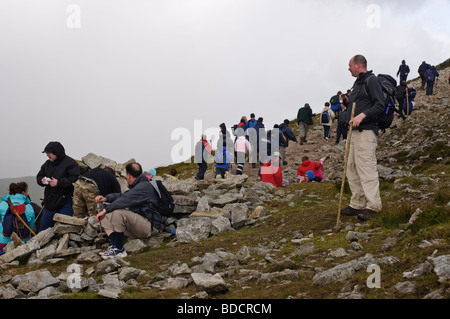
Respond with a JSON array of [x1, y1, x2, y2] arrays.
[[95, 162, 162, 259], [341, 55, 384, 222]]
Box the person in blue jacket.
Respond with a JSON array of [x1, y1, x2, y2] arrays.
[[215, 146, 233, 179], [424, 65, 439, 96], [245, 114, 258, 168], [245, 113, 257, 130], [0, 182, 35, 252]]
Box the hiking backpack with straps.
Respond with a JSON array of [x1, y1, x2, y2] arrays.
[[2, 203, 31, 238], [150, 180, 175, 217], [364, 74, 397, 132], [321, 111, 331, 124]]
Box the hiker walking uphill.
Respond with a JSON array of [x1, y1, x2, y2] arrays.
[[234, 128, 251, 175], [37, 141, 80, 231], [396, 60, 410, 84], [215, 146, 233, 179], [0, 182, 36, 252], [418, 61, 431, 89], [217, 123, 234, 155], [194, 134, 213, 180], [342, 54, 385, 222], [425, 65, 440, 96], [95, 163, 163, 259], [335, 96, 349, 144], [320, 102, 335, 141], [245, 113, 258, 168], [296, 103, 314, 145], [278, 119, 297, 165], [253, 117, 265, 165]]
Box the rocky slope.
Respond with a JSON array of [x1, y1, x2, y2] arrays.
[[0, 63, 449, 301]]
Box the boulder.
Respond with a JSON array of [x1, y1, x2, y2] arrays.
[[191, 273, 228, 294], [176, 217, 212, 243]]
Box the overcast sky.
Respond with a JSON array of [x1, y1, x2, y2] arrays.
[[1, 0, 449, 178]]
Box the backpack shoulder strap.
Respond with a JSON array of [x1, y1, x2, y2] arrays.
[[148, 179, 161, 198]]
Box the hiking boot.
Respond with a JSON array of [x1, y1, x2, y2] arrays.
[[341, 206, 364, 216], [100, 245, 127, 259], [357, 209, 377, 221]]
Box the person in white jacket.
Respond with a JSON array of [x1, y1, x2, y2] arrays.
[[320, 102, 335, 141], [234, 128, 252, 175]]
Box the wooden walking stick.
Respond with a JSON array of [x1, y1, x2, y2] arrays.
[[35, 205, 44, 223], [334, 102, 356, 233], [7, 197, 37, 237]]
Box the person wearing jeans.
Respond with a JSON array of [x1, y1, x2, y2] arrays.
[[37, 141, 80, 231]]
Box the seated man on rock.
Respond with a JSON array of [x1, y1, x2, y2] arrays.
[[95, 162, 163, 259]]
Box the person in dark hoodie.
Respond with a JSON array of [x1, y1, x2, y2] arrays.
[[253, 117, 265, 165], [279, 119, 297, 165], [418, 61, 431, 89], [36, 141, 80, 231], [396, 60, 410, 84], [194, 134, 213, 180], [424, 65, 439, 96], [95, 162, 162, 259], [217, 123, 234, 155]]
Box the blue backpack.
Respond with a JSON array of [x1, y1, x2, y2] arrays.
[[321, 111, 331, 124]]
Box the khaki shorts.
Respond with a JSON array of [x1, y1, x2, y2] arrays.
[[101, 209, 158, 239]]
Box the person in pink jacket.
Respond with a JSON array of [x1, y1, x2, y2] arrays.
[[234, 129, 252, 175]]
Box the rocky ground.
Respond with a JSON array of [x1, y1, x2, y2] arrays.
[[0, 63, 449, 301]]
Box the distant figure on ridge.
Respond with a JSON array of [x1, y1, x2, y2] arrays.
[[396, 60, 410, 84], [425, 65, 439, 96]]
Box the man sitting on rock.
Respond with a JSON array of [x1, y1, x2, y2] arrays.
[[95, 163, 162, 259]]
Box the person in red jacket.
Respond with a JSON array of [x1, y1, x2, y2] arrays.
[[297, 156, 325, 182], [260, 152, 283, 187]]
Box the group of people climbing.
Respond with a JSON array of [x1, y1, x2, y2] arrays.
[[194, 113, 299, 187], [193, 110, 330, 189]]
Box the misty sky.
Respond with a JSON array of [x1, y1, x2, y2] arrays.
[[0, 0, 449, 178]]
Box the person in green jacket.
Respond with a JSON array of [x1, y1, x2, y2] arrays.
[[296, 103, 314, 145]]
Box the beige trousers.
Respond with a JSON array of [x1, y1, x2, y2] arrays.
[[101, 209, 158, 239], [346, 130, 382, 212]]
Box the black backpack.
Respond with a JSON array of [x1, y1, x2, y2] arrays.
[[2, 203, 31, 238], [364, 74, 397, 132], [150, 180, 175, 217]]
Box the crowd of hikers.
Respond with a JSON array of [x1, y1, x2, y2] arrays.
[[0, 57, 444, 258]]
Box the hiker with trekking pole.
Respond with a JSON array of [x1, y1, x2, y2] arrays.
[[336, 55, 385, 228], [0, 182, 36, 252]]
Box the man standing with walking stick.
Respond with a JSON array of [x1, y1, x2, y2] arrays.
[[340, 55, 385, 222]]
